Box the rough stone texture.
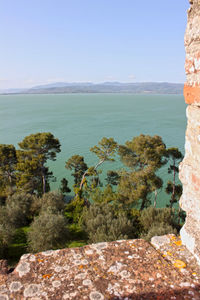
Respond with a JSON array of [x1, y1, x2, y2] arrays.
[[0, 238, 200, 299], [184, 0, 200, 104], [184, 0, 200, 100], [0, 260, 8, 275], [179, 0, 200, 263], [151, 234, 200, 283]]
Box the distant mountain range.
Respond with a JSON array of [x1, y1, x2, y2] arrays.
[[0, 82, 184, 95]]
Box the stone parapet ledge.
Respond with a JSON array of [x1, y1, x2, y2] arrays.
[[0, 238, 200, 299], [151, 234, 200, 282]]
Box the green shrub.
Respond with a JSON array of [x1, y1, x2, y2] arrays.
[[40, 191, 65, 212], [65, 196, 85, 223], [28, 209, 68, 252], [0, 206, 15, 258], [68, 223, 87, 240], [32, 191, 65, 215], [13, 227, 29, 244], [141, 223, 176, 241], [89, 185, 118, 204], [82, 203, 137, 243], [7, 243, 27, 265], [6, 192, 34, 227], [67, 241, 87, 248], [139, 207, 177, 241]]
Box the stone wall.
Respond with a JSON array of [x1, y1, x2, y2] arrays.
[[179, 0, 200, 264], [1, 237, 200, 299]]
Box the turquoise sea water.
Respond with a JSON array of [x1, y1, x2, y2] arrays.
[[0, 93, 187, 206]]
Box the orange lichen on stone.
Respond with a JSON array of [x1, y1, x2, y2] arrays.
[[184, 84, 200, 104], [42, 274, 52, 279], [37, 259, 44, 262], [78, 265, 84, 269], [157, 260, 161, 263], [174, 240, 182, 246], [174, 260, 187, 269]]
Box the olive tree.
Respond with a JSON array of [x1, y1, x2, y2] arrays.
[[0, 206, 14, 258], [6, 192, 34, 227], [28, 209, 68, 252], [139, 207, 177, 241], [82, 203, 136, 243]]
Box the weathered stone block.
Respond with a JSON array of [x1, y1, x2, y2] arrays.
[[180, 0, 200, 264], [0, 239, 200, 299], [181, 217, 200, 265], [0, 260, 8, 275], [184, 84, 200, 104]]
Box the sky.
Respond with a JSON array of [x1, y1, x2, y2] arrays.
[[0, 0, 189, 89]]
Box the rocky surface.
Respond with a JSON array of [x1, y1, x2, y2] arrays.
[[0, 261, 8, 276], [0, 237, 200, 299], [180, 0, 200, 263]]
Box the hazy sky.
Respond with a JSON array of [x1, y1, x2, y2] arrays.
[[0, 0, 188, 89]]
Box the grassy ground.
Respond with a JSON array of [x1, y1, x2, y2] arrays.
[[66, 223, 87, 248], [7, 227, 29, 266], [6, 224, 88, 267]]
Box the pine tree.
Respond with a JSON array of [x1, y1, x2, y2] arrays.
[[0, 144, 17, 200], [16, 132, 61, 195], [65, 155, 88, 186], [165, 147, 183, 208], [118, 135, 167, 209]]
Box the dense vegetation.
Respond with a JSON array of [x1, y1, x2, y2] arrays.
[[0, 132, 184, 264]]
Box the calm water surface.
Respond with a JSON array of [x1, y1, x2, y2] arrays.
[[0, 93, 187, 206]]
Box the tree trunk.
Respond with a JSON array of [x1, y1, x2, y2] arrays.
[[8, 174, 12, 184], [154, 190, 157, 208], [42, 172, 46, 194], [140, 197, 147, 210], [170, 160, 176, 208], [79, 159, 105, 192], [76, 159, 105, 205], [178, 204, 181, 225], [79, 171, 88, 191]]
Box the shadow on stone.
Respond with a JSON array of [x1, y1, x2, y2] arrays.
[[109, 285, 200, 299]]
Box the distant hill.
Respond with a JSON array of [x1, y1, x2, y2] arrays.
[[0, 88, 26, 94], [0, 82, 184, 95]]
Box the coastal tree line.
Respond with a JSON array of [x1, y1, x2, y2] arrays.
[[0, 132, 183, 263]]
